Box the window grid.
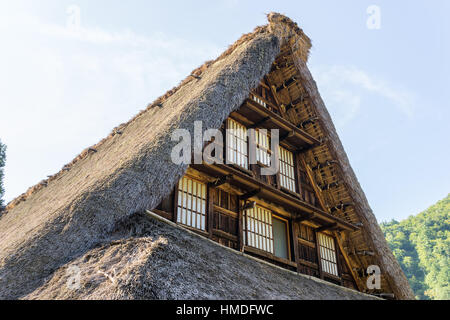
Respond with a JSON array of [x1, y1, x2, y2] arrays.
[[255, 129, 271, 167], [177, 176, 207, 231], [226, 118, 248, 169], [251, 94, 267, 108], [279, 147, 296, 193], [243, 206, 273, 254], [318, 233, 339, 276]]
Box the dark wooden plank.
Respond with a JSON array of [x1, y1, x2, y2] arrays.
[[172, 185, 179, 223], [208, 186, 214, 239], [238, 197, 244, 251], [291, 220, 300, 272]]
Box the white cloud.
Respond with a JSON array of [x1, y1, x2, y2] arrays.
[[311, 65, 415, 128], [0, 8, 221, 202]]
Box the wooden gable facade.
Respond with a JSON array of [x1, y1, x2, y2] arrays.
[[0, 13, 414, 300], [154, 51, 363, 291]]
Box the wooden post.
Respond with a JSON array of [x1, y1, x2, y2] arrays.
[[333, 230, 362, 291], [208, 186, 214, 239], [294, 153, 302, 197], [333, 236, 343, 285], [238, 197, 244, 251], [290, 219, 300, 272], [299, 153, 328, 212], [173, 185, 179, 224]]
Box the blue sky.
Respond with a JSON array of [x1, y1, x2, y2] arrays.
[[0, 0, 448, 222]]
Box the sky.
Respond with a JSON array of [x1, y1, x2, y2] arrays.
[[0, 0, 448, 222]]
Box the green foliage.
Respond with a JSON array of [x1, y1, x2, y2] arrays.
[[0, 139, 5, 207], [381, 194, 450, 300]]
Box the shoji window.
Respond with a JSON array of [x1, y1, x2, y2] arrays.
[[251, 94, 267, 108], [279, 146, 296, 193], [318, 233, 339, 277], [226, 118, 248, 169], [244, 206, 273, 254], [255, 129, 271, 167], [176, 176, 207, 231]]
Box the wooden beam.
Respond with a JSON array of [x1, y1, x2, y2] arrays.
[[264, 76, 282, 109], [240, 188, 261, 201], [290, 220, 300, 273], [316, 222, 338, 232], [330, 202, 354, 213], [207, 186, 214, 239], [298, 117, 318, 129], [294, 212, 316, 223], [280, 130, 295, 142], [242, 201, 256, 211], [207, 174, 232, 188], [319, 181, 340, 191], [275, 77, 297, 92], [249, 117, 270, 129], [311, 160, 337, 171], [333, 230, 363, 292], [298, 154, 328, 212], [238, 201, 244, 251]]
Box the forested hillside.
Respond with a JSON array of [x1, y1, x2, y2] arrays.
[[381, 194, 449, 300]]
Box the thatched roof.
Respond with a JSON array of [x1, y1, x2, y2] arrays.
[[24, 211, 378, 300], [0, 13, 413, 300]]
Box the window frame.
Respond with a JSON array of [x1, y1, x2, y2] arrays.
[[278, 146, 297, 194], [243, 204, 274, 254], [317, 232, 340, 277], [243, 204, 291, 261], [175, 176, 208, 232], [254, 128, 272, 167], [226, 118, 249, 170]]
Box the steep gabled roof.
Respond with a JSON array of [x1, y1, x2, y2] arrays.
[[0, 13, 413, 299]]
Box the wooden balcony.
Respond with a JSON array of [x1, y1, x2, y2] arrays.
[[192, 161, 359, 232]]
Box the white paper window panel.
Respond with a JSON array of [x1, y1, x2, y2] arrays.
[[279, 147, 296, 192], [252, 94, 267, 108], [177, 177, 206, 231], [227, 118, 248, 169], [244, 206, 273, 254], [318, 233, 339, 276], [255, 130, 271, 166]]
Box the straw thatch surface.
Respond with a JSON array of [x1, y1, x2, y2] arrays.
[[25, 212, 377, 300], [0, 13, 412, 300]]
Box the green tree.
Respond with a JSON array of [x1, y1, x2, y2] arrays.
[[0, 140, 6, 207], [381, 194, 450, 300]]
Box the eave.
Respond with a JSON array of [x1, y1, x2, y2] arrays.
[[231, 98, 320, 150]]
